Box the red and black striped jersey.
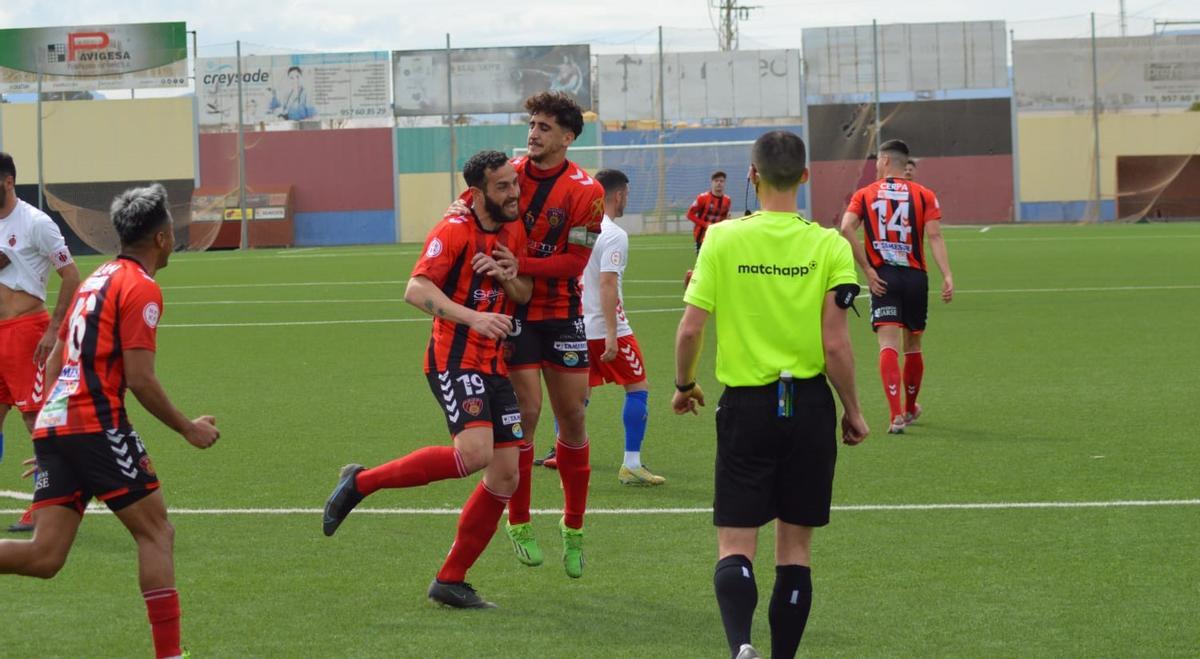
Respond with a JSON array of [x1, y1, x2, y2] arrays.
[[686, 192, 732, 244], [412, 213, 528, 375], [33, 257, 163, 439], [512, 157, 604, 322], [847, 178, 942, 271]]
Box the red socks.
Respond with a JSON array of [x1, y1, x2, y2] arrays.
[[436, 481, 510, 583], [879, 347, 903, 420], [143, 587, 181, 659], [903, 351, 924, 414], [556, 439, 591, 530], [355, 446, 467, 496], [507, 442, 535, 525]]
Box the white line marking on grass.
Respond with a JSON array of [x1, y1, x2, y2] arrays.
[[0, 490, 33, 501], [980, 226, 991, 233], [164, 280, 405, 291], [4, 499, 1194, 516], [167, 298, 405, 306], [952, 234, 1200, 243], [960, 284, 1200, 294], [159, 306, 686, 328]]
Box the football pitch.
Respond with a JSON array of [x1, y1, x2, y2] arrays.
[[2, 222, 1198, 658]]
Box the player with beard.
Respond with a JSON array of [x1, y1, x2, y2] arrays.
[[323, 150, 533, 609]]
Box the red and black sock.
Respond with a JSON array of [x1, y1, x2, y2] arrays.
[[879, 347, 903, 420], [904, 351, 924, 415], [507, 442, 535, 526], [436, 481, 510, 583], [355, 446, 467, 496], [556, 438, 590, 529], [143, 587, 181, 659]]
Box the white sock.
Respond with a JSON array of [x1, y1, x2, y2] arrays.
[[623, 451, 641, 470]]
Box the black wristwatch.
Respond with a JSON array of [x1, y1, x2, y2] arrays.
[[675, 381, 696, 393]]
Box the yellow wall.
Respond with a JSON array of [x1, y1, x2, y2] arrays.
[[397, 172, 467, 243], [1, 97, 194, 184], [1019, 112, 1200, 202]]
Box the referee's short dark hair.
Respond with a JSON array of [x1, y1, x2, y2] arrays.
[[111, 183, 171, 246], [595, 169, 629, 197], [463, 150, 511, 192], [0, 152, 15, 181], [751, 131, 808, 190], [880, 139, 910, 164]]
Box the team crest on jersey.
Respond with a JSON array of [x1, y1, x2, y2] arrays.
[[463, 398, 484, 417], [139, 456, 156, 476], [546, 208, 566, 228], [426, 238, 444, 258]]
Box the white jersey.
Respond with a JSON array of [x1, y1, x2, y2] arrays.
[[0, 199, 73, 301], [582, 215, 633, 340]]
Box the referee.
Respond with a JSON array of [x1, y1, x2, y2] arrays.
[[673, 130, 869, 659]]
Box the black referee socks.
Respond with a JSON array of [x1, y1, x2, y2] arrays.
[[769, 564, 813, 659], [714, 554, 757, 658]]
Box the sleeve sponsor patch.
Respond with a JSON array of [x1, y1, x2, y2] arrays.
[[568, 226, 599, 248], [426, 238, 444, 258]]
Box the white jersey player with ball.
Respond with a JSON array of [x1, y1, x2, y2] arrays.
[[581, 169, 664, 486], [0, 152, 82, 532]]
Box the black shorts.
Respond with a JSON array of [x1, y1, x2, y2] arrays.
[[713, 377, 837, 528], [871, 265, 929, 332], [31, 428, 161, 515], [426, 369, 524, 446], [504, 318, 590, 372]]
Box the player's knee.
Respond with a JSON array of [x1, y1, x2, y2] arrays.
[[519, 398, 542, 424], [457, 444, 493, 474], [489, 468, 519, 496], [26, 552, 68, 579]]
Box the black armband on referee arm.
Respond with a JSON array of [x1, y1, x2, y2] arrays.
[[833, 283, 862, 316]]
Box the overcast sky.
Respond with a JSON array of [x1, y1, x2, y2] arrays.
[[2, 0, 1196, 57]]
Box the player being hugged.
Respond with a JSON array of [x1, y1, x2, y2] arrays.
[[323, 150, 533, 609], [0, 183, 220, 659], [840, 139, 954, 435]]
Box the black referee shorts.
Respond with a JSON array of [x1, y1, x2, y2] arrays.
[[713, 376, 837, 528]]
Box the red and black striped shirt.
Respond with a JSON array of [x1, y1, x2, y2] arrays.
[[847, 178, 942, 271], [511, 157, 604, 322], [686, 192, 732, 244], [33, 257, 163, 439], [413, 213, 527, 375]]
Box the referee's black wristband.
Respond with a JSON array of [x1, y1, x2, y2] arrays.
[[675, 381, 696, 393]]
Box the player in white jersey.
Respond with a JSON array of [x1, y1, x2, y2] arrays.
[[581, 169, 663, 486], [0, 153, 82, 532]]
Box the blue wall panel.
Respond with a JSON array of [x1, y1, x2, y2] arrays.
[[294, 210, 396, 246]]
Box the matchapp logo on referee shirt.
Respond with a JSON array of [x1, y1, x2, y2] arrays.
[[736, 260, 818, 277]]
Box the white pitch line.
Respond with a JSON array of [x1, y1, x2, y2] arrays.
[[2, 499, 1196, 515], [0, 490, 33, 501], [159, 306, 686, 328]]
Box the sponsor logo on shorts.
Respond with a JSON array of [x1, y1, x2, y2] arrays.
[[463, 398, 484, 417], [34, 470, 50, 491], [873, 306, 898, 319], [512, 423, 524, 439], [554, 341, 587, 352], [501, 412, 522, 426], [509, 319, 523, 337], [139, 455, 156, 476], [563, 351, 580, 367]]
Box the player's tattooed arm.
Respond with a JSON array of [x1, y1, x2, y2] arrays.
[[406, 275, 513, 339]]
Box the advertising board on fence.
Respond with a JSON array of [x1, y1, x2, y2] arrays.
[[1014, 35, 1200, 112], [393, 45, 590, 116], [197, 51, 391, 126], [0, 21, 187, 93], [598, 49, 802, 122]]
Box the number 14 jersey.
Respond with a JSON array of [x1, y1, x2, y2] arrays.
[[847, 178, 942, 271]]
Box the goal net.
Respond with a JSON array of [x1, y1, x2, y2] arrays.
[[514, 140, 799, 234]]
